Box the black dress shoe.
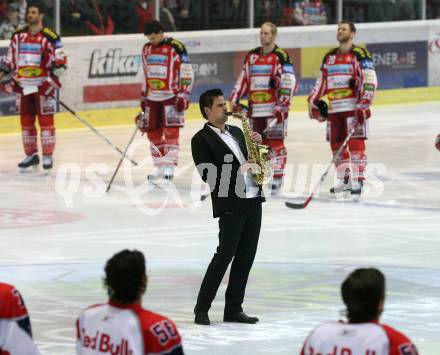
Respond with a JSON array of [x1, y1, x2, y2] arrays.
[[194, 311, 210, 325], [223, 312, 259, 324]]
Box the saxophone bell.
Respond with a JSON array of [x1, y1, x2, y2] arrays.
[[232, 110, 270, 186]]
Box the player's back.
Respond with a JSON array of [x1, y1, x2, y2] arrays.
[[301, 321, 416, 355], [76, 302, 183, 355], [76, 303, 144, 355]]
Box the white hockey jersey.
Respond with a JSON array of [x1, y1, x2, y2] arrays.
[[301, 321, 418, 355], [76, 302, 184, 355]]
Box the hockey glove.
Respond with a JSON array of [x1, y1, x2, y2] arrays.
[[355, 107, 371, 124], [309, 100, 327, 122], [39, 75, 61, 97], [274, 105, 288, 123], [135, 111, 149, 133], [0, 72, 15, 94], [175, 93, 188, 113]]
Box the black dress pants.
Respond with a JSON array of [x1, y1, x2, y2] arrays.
[[195, 198, 262, 315]]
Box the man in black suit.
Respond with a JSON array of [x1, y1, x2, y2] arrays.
[[191, 88, 265, 325]]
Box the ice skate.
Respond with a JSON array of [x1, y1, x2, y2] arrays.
[[42, 155, 53, 170], [18, 154, 39, 172], [271, 178, 283, 196], [147, 166, 164, 181], [329, 175, 350, 194], [163, 165, 175, 181], [351, 179, 363, 201]]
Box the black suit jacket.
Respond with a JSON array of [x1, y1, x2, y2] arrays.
[[191, 123, 265, 218]]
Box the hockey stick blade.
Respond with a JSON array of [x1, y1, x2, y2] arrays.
[[200, 192, 209, 201], [285, 200, 307, 209], [284, 115, 362, 210]]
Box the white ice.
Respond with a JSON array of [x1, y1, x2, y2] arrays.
[[0, 101, 439, 354]]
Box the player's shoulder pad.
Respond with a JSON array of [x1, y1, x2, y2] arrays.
[[42, 27, 61, 42], [249, 47, 261, 55], [274, 47, 291, 64], [322, 47, 339, 63], [142, 42, 150, 51], [0, 283, 27, 318], [244, 47, 260, 62], [12, 25, 28, 36], [0, 282, 14, 301], [352, 45, 372, 60], [169, 38, 188, 55]]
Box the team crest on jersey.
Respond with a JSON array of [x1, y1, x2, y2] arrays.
[[18, 67, 43, 77], [327, 55, 336, 64], [148, 79, 166, 89], [328, 88, 353, 100], [250, 91, 272, 103]]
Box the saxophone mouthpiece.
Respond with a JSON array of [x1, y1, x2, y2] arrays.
[[226, 112, 233, 116]]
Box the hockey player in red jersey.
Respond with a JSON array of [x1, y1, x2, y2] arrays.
[[0, 282, 41, 355], [76, 249, 184, 355], [0, 2, 67, 171], [308, 20, 377, 197], [300, 268, 418, 355], [230, 22, 296, 195], [138, 20, 194, 182]]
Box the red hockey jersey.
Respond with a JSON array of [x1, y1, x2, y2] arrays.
[[308, 45, 377, 114], [230, 46, 296, 118], [4, 26, 67, 89], [0, 282, 40, 355], [141, 37, 194, 102]]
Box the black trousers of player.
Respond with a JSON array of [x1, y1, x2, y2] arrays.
[[195, 199, 262, 315]]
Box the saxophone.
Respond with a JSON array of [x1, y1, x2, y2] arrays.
[[230, 111, 270, 186]]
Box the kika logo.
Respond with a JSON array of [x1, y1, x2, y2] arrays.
[[88, 49, 141, 78], [428, 35, 440, 55]]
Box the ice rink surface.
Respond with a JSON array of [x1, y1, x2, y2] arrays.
[[1, 102, 439, 354]]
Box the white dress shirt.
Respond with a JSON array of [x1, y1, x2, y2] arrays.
[[208, 124, 259, 198]]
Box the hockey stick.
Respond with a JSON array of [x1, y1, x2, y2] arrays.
[[285, 116, 361, 210], [106, 120, 141, 193], [55, 98, 138, 166]]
